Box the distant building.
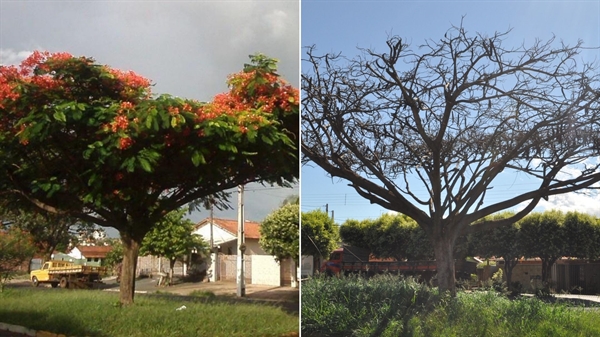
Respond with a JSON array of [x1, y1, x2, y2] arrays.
[[192, 217, 296, 287], [67, 245, 112, 266], [192, 217, 265, 255]]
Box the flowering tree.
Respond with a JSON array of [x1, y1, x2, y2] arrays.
[[0, 52, 299, 304]]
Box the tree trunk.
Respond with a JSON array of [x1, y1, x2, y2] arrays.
[[169, 259, 175, 286], [541, 257, 557, 286], [504, 258, 518, 291], [290, 259, 298, 288], [119, 234, 141, 305], [433, 235, 457, 296]]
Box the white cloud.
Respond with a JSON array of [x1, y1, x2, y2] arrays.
[[534, 192, 600, 216], [0, 49, 33, 66], [513, 158, 600, 216], [265, 10, 289, 39]]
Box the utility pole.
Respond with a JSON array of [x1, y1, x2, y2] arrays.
[[209, 196, 218, 282], [331, 210, 334, 222], [237, 185, 246, 297], [325, 203, 328, 213]]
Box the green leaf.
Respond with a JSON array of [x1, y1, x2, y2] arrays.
[[191, 151, 206, 166], [261, 135, 273, 145], [122, 158, 136, 173], [145, 115, 153, 129], [71, 109, 83, 121], [87, 174, 98, 187], [53, 111, 66, 123], [138, 157, 153, 172]]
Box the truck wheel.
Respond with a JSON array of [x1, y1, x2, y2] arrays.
[[59, 277, 69, 288], [51, 282, 59, 288], [31, 276, 39, 287]]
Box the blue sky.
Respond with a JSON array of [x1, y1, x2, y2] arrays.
[[301, 1, 600, 224]]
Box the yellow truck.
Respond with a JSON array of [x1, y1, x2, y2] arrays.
[[30, 260, 107, 289]]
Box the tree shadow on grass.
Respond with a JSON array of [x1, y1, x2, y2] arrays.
[[147, 292, 300, 315], [0, 310, 108, 337]]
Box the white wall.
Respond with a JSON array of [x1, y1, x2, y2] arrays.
[[301, 255, 314, 278], [251, 255, 281, 286]]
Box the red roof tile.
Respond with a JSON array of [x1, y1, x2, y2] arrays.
[[76, 245, 113, 258]]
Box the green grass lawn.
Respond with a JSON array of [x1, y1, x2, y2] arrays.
[[301, 274, 600, 337], [0, 288, 298, 337]]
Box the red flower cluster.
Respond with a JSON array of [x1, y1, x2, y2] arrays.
[[190, 69, 299, 136], [0, 67, 20, 109], [19, 50, 73, 76], [111, 115, 129, 132], [107, 67, 150, 91], [119, 136, 133, 150], [119, 101, 134, 112]]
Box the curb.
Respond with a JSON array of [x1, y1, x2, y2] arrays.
[[1, 322, 297, 337], [0, 322, 68, 337]]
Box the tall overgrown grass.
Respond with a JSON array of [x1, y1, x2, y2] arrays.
[[301, 274, 600, 337]]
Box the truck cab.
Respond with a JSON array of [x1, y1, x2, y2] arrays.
[[320, 248, 344, 275]]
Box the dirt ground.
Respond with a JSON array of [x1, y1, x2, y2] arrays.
[[145, 278, 299, 302]]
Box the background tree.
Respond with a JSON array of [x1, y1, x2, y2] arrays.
[[0, 52, 298, 304], [0, 226, 36, 292], [519, 211, 566, 285], [301, 209, 339, 266], [340, 214, 436, 261], [103, 238, 124, 269], [302, 22, 600, 295], [259, 202, 299, 287], [280, 194, 300, 206], [0, 207, 76, 262], [140, 208, 209, 285], [562, 211, 600, 261], [470, 212, 522, 290]]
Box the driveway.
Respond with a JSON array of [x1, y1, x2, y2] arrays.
[[100, 276, 298, 302]]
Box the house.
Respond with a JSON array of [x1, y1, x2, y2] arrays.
[[67, 245, 112, 266], [192, 218, 265, 255], [192, 217, 296, 287], [493, 257, 600, 295]]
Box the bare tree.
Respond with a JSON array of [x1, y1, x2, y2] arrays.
[[302, 22, 600, 296]]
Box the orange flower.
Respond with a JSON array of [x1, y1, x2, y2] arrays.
[[119, 137, 133, 149]]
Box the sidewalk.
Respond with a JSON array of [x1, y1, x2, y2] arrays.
[[101, 276, 298, 302]]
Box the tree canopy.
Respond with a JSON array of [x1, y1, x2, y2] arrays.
[[0, 226, 36, 292], [140, 208, 208, 284], [0, 52, 299, 304], [259, 202, 300, 264], [300, 209, 339, 260], [340, 213, 434, 261], [0, 207, 80, 262], [302, 22, 600, 295], [470, 212, 522, 289]]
